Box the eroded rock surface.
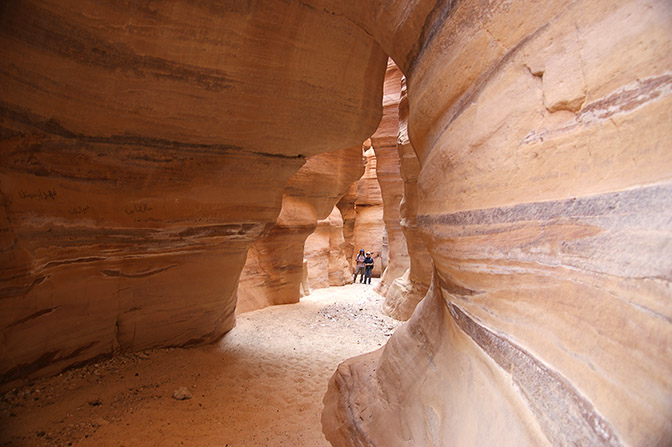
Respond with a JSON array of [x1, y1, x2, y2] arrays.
[[0, 1, 386, 387], [382, 75, 433, 321], [324, 1, 672, 446], [352, 149, 385, 278], [237, 146, 364, 313], [0, 1, 670, 445], [304, 207, 351, 291], [371, 60, 409, 297], [336, 183, 359, 273]]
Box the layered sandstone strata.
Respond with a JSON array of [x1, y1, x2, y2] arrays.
[[237, 146, 364, 313], [382, 75, 433, 321], [0, 1, 386, 387], [371, 60, 409, 297], [352, 148, 385, 279], [324, 1, 672, 446]]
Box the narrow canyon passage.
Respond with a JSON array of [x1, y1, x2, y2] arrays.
[[1, 1, 670, 445], [0, 280, 400, 447]]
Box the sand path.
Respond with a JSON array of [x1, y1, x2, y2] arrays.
[[1, 279, 402, 446]]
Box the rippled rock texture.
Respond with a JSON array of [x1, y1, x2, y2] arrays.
[[324, 0, 672, 446], [0, 0, 386, 387], [352, 148, 385, 278], [382, 75, 432, 321], [371, 60, 409, 297], [1, 1, 670, 444], [304, 206, 352, 290], [237, 146, 365, 314]]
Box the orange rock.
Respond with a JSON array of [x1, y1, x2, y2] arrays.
[[0, 1, 385, 387], [237, 146, 364, 313], [371, 60, 410, 296], [352, 149, 384, 278]]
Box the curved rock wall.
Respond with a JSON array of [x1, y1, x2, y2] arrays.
[[304, 206, 352, 290], [0, 1, 386, 387], [371, 60, 410, 297], [326, 207, 352, 287], [237, 146, 365, 313], [382, 75, 433, 321], [352, 148, 385, 278], [324, 0, 672, 446], [336, 183, 359, 272]]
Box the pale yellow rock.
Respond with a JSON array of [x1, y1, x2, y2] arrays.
[[324, 1, 672, 447]]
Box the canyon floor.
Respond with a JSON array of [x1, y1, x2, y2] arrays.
[[0, 279, 401, 447]]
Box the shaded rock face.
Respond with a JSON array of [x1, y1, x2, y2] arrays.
[[382, 75, 433, 321], [336, 183, 359, 272], [304, 206, 351, 291], [237, 146, 364, 314], [0, 1, 386, 387], [352, 148, 384, 278], [324, 1, 672, 447], [304, 217, 331, 291], [371, 60, 410, 297]]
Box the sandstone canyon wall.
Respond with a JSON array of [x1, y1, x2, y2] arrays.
[[352, 149, 385, 279], [324, 1, 672, 446], [237, 146, 364, 314], [382, 75, 433, 321], [0, 1, 670, 445], [304, 206, 352, 291], [371, 60, 410, 297], [0, 1, 387, 388], [336, 183, 359, 272]]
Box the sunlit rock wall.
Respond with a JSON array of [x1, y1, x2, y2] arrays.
[[0, 0, 386, 388], [324, 0, 672, 446], [237, 146, 364, 313], [372, 60, 409, 297], [352, 148, 385, 278], [383, 75, 433, 321]]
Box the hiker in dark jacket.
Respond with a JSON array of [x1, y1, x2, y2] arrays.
[[364, 251, 374, 284]]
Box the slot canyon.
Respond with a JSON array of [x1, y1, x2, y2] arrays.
[[1, 1, 671, 446]]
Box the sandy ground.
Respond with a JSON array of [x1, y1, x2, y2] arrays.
[[0, 279, 402, 447]]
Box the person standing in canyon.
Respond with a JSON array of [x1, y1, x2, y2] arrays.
[[354, 248, 366, 283], [364, 251, 374, 284]]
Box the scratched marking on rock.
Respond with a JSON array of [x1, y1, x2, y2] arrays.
[[18, 188, 57, 201]]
